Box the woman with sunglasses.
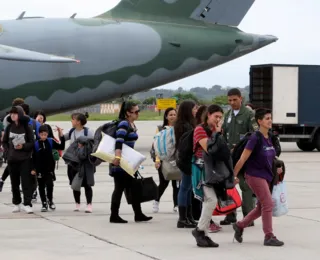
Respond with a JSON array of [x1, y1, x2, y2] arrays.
[[109, 101, 152, 224]]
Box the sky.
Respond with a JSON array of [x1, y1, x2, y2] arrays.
[[1, 0, 319, 90]]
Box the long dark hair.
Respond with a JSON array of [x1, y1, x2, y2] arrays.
[[162, 107, 176, 127], [195, 105, 207, 125], [203, 104, 224, 128], [118, 101, 137, 120], [174, 100, 196, 148]]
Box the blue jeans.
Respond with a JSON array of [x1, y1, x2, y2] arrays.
[[178, 172, 192, 207]]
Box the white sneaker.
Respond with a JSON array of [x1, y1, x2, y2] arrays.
[[173, 206, 178, 213], [24, 205, 33, 214], [152, 201, 159, 213], [12, 204, 22, 213]]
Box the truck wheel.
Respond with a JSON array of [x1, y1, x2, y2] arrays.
[[296, 140, 316, 151]]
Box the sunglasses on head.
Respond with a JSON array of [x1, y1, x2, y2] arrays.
[[130, 109, 140, 115]]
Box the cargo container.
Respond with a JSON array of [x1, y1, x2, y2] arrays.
[[249, 64, 320, 152]]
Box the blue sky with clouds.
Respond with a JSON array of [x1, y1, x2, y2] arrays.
[[1, 0, 319, 89]]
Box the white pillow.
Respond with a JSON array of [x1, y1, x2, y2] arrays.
[[91, 133, 146, 176]]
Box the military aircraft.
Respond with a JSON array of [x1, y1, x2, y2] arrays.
[[0, 0, 277, 117]]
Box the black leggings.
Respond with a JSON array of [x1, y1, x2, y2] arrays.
[[111, 172, 143, 216], [156, 167, 179, 206], [68, 165, 93, 204]]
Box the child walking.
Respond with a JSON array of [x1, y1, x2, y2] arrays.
[[32, 125, 65, 212]]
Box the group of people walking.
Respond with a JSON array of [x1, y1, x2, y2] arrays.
[[0, 88, 285, 248], [0, 98, 96, 214], [150, 88, 285, 248]]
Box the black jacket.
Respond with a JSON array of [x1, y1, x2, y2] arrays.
[[203, 132, 234, 189], [270, 158, 286, 193], [32, 137, 65, 174], [2, 106, 34, 162]]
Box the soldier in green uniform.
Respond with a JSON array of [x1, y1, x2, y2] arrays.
[[221, 88, 258, 226]]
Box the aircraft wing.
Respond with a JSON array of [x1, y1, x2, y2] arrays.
[[100, 0, 255, 27], [0, 44, 79, 63]]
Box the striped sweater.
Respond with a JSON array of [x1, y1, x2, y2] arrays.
[[115, 120, 138, 150], [111, 120, 138, 174]]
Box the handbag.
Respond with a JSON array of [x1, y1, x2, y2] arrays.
[[124, 172, 158, 204], [161, 160, 181, 180], [71, 173, 83, 191], [212, 187, 242, 216]]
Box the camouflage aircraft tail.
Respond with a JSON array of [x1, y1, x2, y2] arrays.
[[98, 0, 255, 27]]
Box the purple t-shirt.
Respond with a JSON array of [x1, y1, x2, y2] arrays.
[[245, 133, 276, 182]]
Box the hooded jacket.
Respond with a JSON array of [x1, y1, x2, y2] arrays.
[[2, 106, 34, 162]]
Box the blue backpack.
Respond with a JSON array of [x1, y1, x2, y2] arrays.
[[34, 138, 60, 162], [153, 126, 176, 161], [68, 127, 89, 139]]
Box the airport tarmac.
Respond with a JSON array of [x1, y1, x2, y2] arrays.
[[0, 121, 320, 259]]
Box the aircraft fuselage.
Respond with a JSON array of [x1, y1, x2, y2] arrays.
[[0, 17, 277, 117]]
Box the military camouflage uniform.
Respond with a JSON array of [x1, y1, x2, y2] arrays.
[[222, 105, 258, 223]]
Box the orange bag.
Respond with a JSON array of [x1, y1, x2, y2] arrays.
[[213, 187, 242, 216]]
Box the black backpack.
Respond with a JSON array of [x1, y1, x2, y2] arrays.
[[231, 130, 281, 175], [89, 120, 119, 166], [176, 129, 194, 175]]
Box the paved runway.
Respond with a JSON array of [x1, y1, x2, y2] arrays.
[[0, 121, 319, 259]]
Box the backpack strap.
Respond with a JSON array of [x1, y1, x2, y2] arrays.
[[23, 124, 31, 143], [68, 128, 75, 138], [84, 127, 89, 136], [34, 140, 39, 152], [47, 138, 53, 149], [33, 119, 36, 131], [247, 131, 263, 158]]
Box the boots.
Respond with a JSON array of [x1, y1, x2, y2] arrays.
[[192, 228, 219, 248], [177, 206, 197, 228], [110, 202, 128, 224], [187, 205, 197, 225], [220, 211, 237, 225], [132, 202, 153, 222]]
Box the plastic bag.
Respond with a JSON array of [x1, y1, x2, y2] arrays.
[[272, 181, 288, 217]]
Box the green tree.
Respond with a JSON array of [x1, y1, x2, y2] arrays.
[[174, 93, 199, 104], [212, 95, 228, 105], [143, 96, 156, 105], [130, 99, 142, 105]]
